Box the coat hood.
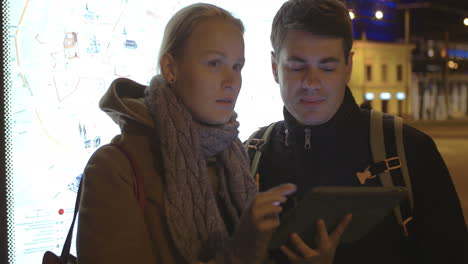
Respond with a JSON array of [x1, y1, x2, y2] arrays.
[[99, 78, 154, 129]]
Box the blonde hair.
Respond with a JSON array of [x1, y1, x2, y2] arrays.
[[157, 3, 244, 73]]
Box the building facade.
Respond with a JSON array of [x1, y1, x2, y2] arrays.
[[349, 40, 414, 116]]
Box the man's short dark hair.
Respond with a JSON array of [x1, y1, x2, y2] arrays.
[[271, 0, 353, 63]]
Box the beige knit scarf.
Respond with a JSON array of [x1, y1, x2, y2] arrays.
[[144, 75, 257, 263]]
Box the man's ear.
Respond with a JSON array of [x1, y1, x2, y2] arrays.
[[160, 53, 177, 84], [345, 51, 354, 84], [271, 51, 279, 84]]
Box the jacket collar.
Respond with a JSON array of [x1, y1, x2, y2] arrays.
[[282, 87, 362, 146]]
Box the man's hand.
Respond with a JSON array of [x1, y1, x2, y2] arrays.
[[280, 214, 352, 264]]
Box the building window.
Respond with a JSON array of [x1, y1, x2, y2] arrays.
[[366, 65, 372, 81], [397, 64, 403, 81], [381, 64, 387, 82]]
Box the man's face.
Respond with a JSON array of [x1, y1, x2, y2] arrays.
[[272, 30, 353, 126]]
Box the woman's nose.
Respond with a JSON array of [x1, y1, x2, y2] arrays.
[[223, 68, 241, 91]]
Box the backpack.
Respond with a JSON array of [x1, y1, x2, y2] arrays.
[[244, 110, 414, 237]]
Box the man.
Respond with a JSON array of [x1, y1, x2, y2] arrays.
[[247, 0, 467, 263]]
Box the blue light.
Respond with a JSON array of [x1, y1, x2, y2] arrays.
[[448, 49, 468, 59], [346, 0, 397, 42]]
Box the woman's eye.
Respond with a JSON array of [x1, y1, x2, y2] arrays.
[[208, 60, 221, 67], [233, 63, 243, 71]]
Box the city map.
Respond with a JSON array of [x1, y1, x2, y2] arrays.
[[6, 0, 285, 262]]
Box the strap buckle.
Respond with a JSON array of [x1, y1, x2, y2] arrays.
[[384, 157, 401, 172], [247, 138, 265, 150], [401, 216, 413, 237]]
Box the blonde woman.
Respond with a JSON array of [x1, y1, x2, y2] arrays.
[[77, 3, 296, 264]]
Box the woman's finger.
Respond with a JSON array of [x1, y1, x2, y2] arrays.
[[252, 203, 282, 221], [264, 183, 297, 196], [254, 193, 288, 208]]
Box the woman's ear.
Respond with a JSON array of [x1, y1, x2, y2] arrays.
[[160, 53, 177, 84]]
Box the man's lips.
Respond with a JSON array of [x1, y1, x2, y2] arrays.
[[299, 97, 326, 106]]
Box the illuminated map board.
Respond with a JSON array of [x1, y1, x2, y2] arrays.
[[5, 0, 286, 263]]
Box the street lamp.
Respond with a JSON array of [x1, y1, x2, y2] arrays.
[[464, 18, 468, 26], [375, 10, 383, 20], [349, 11, 355, 20]]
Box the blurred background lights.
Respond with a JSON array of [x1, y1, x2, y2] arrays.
[[396, 92, 406, 100], [375, 10, 383, 20], [349, 10, 355, 20], [380, 92, 392, 100], [365, 92, 375, 100], [448, 60, 459, 70]]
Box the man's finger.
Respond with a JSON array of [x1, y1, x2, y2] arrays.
[[316, 219, 331, 250], [290, 233, 319, 258], [330, 214, 353, 244], [280, 245, 301, 261]]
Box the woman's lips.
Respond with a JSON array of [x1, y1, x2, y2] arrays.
[[216, 98, 234, 105]]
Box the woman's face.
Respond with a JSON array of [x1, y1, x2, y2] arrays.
[[169, 17, 245, 125]]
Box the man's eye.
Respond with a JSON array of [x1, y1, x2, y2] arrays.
[[320, 63, 337, 72], [288, 64, 304, 71]]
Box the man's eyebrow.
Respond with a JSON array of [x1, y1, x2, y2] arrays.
[[319, 57, 340, 64], [286, 56, 307, 63]]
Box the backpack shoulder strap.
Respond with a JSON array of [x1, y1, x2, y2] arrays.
[[245, 122, 280, 189], [394, 116, 414, 210], [370, 110, 413, 234]]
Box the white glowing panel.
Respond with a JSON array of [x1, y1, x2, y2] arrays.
[[5, 0, 287, 263]]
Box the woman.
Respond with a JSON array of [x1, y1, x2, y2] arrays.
[[77, 3, 296, 264]]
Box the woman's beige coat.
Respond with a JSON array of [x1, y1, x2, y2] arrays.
[[77, 78, 187, 264]]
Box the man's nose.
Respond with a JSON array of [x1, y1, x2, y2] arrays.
[[303, 69, 320, 91]]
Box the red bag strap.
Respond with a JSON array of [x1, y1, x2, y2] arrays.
[[109, 143, 146, 209], [54, 144, 144, 263]]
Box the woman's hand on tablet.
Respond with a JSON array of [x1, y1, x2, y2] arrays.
[[226, 183, 297, 264], [280, 214, 352, 264]]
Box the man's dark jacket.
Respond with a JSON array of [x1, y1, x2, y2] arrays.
[[251, 88, 467, 264]]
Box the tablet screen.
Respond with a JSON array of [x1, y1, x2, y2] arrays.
[[269, 186, 409, 250]]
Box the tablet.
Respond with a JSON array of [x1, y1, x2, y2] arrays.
[[268, 186, 408, 250]]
